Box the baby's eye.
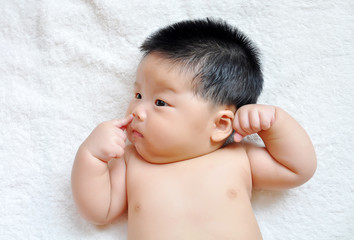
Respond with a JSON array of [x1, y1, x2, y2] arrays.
[[155, 99, 168, 107], [135, 93, 142, 99]]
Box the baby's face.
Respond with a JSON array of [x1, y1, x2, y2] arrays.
[[126, 53, 217, 164]]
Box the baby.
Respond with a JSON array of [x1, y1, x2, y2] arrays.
[[71, 18, 317, 239]]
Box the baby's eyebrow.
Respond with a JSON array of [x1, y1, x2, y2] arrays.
[[134, 80, 178, 94], [157, 84, 178, 94]]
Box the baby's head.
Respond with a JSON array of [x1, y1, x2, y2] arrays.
[[126, 18, 263, 164], [140, 18, 263, 110]]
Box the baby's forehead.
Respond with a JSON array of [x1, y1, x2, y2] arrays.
[[139, 52, 196, 73], [137, 53, 198, 88]]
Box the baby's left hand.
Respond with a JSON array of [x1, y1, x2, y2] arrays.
[[233, 104, 276, 142]]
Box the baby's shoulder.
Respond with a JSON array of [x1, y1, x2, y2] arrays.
[[203, 142, 250, 165], [216, 142, 248, 156]]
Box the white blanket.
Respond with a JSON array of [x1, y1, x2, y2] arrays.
[[1, 0, 353, 239]]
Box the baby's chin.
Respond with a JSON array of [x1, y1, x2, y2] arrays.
[[132, 142, 189, 165]]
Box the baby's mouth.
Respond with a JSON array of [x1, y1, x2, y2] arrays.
[[132, 129, 144, 138]]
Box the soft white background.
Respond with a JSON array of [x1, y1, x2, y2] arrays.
[[1, 0, 353, 239]]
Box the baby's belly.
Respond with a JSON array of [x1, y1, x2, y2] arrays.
[[126, 158, 262, 240]]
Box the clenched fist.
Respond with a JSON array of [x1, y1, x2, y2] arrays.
[[81, 115, 133, 162], [233, 104, 276, 142]]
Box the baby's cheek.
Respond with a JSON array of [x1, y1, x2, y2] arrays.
[[126, 127, 133, 143], [150, 122, 170, 142], [126, 99, 137, 114], [125, 107, 133, 116]]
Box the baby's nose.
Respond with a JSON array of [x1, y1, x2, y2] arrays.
[[132, 107, 147, 121]]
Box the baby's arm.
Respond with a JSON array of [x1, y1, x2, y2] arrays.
[[71, 115, 133, 225], [233, 105, 316, 189]]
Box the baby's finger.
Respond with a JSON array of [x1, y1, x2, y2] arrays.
[[249, 109, 261, 132], [233, 132, 244, 142], [109, 145, 125, 160], [259, 109, 275, 131], [233, 112, 247, 142], [116, 128, 127, 142], [113, 114, 133, 129], [236, 109, 252, 136]]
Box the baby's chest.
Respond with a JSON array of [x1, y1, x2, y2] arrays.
[[125, 153, 257, 238], [126, 157, 251, 213]]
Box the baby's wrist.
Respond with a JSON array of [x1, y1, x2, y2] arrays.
[[78, 144, 104, 163]]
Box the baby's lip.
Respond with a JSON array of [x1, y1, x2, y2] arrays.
[[133, 129, 144, 138], [130, 125, 144, 138]]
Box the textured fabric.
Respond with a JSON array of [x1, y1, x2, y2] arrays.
[[1, 0, 353, 239]]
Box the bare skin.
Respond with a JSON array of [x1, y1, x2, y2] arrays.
[[125, 143, 260, 240], [71, 53, 317, 239]]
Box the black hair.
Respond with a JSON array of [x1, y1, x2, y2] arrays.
[[140, 18, 263, 109]]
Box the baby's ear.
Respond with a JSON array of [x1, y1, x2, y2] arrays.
[[211, 109, 235, 143]]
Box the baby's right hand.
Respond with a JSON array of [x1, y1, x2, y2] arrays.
[[81, 115, 133, 162]]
